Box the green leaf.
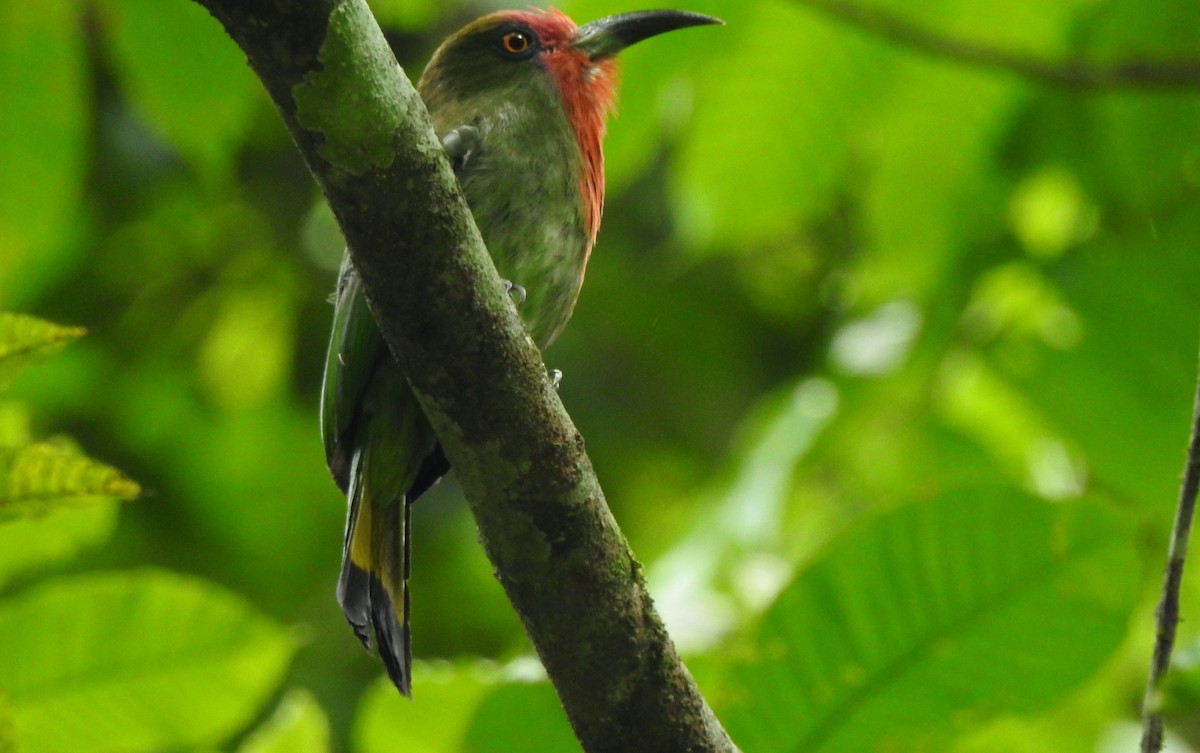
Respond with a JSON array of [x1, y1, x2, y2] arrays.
[[0, 0, 88, 307], [0, 313, 85, 385], [104, 0, 261, 182], [354, 663, 511, 753], [463, 682, 579, 753], [1082, 0, 1200, 209], [1008, 207, 1200, 509], [0, 692, 13, 753], [356, 664, 577, 753], [717, 487, 1138, 752], [650, 378, 840, 650], [671, 1, 880, 248], [852, 0, 1095, 304], [855, 63, 1016, 304], [238, 689, 331, 753], [0, 440, 140, 519], [0, 502, 118, 589], [0, 570, 297, 753]]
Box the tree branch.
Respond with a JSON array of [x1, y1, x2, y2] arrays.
[[1140, 352, 1200, 753], [187, 1, 736, 751], [796, 0, 1200, 90]]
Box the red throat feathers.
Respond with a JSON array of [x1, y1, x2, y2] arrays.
[[508, 9, 618, 247]]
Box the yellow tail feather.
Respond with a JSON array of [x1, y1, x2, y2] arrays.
[[337, 449, 413, 697]]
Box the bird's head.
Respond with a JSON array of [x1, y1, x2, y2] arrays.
[[418, 8, 721, 113], [417, 8, 721, 238]]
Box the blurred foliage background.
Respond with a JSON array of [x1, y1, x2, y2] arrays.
[[1, 0, 1198, 751]]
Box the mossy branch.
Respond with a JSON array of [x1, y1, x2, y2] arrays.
[[186, 1, 736, 751]]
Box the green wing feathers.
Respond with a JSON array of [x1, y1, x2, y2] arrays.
[[321, 256, 382, 491]]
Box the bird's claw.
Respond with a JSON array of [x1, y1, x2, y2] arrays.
[[549, 369, 562, 390], [503, 280, 527, 308]]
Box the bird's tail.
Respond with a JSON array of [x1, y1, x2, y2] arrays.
[[337, 448, 412, 697]]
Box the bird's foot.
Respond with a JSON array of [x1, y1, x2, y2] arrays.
[[503, 280, 527, 308], [549, 368, 562, 390]]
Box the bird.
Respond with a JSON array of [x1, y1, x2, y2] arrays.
[[320, 7, 722, 697]]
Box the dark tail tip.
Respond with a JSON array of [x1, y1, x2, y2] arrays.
[[338, 559, 412, 697], [337, 561, 373, 650], [370, 573, 413, 697]]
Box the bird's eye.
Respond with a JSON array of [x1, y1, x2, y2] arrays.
[[500, 30, 532, 56]]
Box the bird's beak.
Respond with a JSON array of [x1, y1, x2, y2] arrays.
[[571, 9, 723, 61]]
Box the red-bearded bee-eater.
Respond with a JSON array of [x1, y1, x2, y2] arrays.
[[321, 8, 722, 697]]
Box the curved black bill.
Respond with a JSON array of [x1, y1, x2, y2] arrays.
[[572, 9, 724, 60]]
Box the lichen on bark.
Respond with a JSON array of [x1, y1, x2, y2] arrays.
[[292, 0, 409, 173]]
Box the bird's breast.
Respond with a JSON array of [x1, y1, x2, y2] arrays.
[[454, 105, 594, 349]]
